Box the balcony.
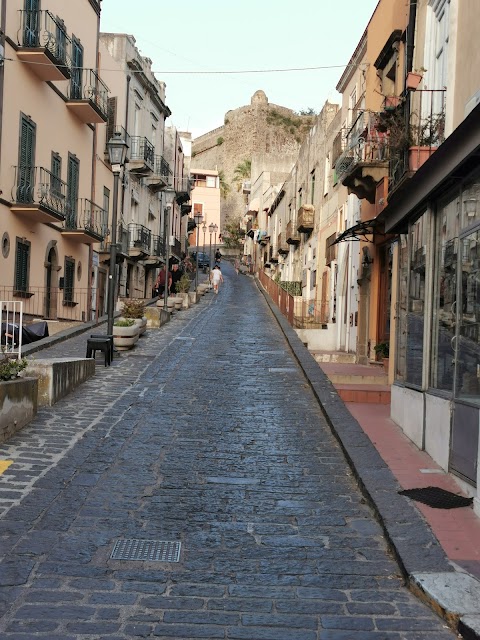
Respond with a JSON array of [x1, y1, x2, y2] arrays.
[[286, 221, 300, 245], [335, 111, 389, 203], [172, 237, 182, 259], [278, 232, 289, 255], [17, 10, 71, 81], [297, 205, 315, 233], [128, 223, 151, 259], [128, 137, 154, 173], [143, 234, 165, 266], [176, 177, 193, 205], [145, 155, 171, 192], [61, 199, 106, 244], [10, 166, 67, 224], [66, 68, 109, 124]]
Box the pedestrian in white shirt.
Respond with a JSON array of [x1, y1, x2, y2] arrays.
[[210, 265, 224, 294]]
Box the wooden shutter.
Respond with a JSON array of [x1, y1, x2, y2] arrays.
[[18, 116, 35, 203], [71, 38, 83, 99], [51, 153, 62, 195], [15, 240, 29, 292], [64, 258, 75, 302], [66, 155, 79, 228]]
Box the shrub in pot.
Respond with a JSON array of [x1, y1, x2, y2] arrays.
[[121, 299, 147, 335]]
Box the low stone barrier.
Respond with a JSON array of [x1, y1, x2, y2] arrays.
[[146, 307, 170, 328], [0, 377, 38, 444], [25, 358, 95, 407]]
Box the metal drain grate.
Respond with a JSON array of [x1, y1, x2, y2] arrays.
[[110, 539, 181, 562]]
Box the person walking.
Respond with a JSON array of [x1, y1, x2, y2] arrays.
[[154, 264, 172, 299], [170, 263, 182, 294], [209, 264, 224, 294]]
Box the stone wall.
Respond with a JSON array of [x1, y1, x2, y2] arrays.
[[192, 91, 315, 229]]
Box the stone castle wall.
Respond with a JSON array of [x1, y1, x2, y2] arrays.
[[192, 91, 314, 228]]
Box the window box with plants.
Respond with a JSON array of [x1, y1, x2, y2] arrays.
[[112, 318, 139, 350], [120, 299, 147, 335], [0, 352, 38, 444]]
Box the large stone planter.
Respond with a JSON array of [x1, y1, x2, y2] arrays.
[[134, 317, 147, 335], [176, 292, 190, 309], [0, 377, 38, 444], [188, 291, 198, 305], [113, 323, 139, 350]]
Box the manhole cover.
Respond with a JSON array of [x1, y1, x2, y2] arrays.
[[398, 486, 473, 509], [110, 539, 181, 562]]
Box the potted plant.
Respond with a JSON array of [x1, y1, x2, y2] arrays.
[[112, 318, 139, 350], [175, 273, 192, 309], [120, 298, 147, 335], [0, 350, 38, 444], [374, 341, 390, 372], [406, 70, 424, 91]]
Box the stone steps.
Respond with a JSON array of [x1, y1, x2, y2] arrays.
[[334, 383, 391, 404]]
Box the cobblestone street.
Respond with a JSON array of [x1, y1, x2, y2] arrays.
[[0, 263, 458, 639]]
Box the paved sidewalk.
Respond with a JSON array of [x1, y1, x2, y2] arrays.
[[0, 263, 471, 639]]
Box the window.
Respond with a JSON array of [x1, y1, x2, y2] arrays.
[[55, 17, 67, 64], [426, 0, 450, 113], [14, 238, 30, 293], [396, 235, 409, 381], [431, 193, 459, 392], [64, 257, 75, 303], [206, 175, 216, 188], [23, 0, 39, 47], [324, 155, 331, 196], [66, 154, 79, 229], [17, 114, 36, 203], [51, 152, 62, 196], [193, 203, 203, 216], [70, 37, 83, 99], [325, 233, 337, 265]]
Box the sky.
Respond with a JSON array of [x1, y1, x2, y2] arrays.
[[100, 0, 379, 139]]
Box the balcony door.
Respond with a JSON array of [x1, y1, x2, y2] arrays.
[[71, 38, 83, 99], [23, 0, 40, 47], [66, 154, 79, 229], [17, 115, 36, 203]]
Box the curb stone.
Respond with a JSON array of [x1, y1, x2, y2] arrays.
[[256, 277, 480, 640]]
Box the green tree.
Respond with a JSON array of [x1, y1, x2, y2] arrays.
[[218, 170, 230, 199], [222, 219, 245, 249], [232, 159, 251, 192]]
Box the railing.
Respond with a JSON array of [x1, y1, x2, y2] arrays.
[[335, 111, 388, 180], [12, 166, 68, 217], [1, 301, 23, 358], [172, 238, 182, 257], [286, 221, 300, 243], [18, 9, 72, 70], [70, 199, 107, 237], [130, 136, 154, 168], [128, 223, 151, 252], [152, 234, 165, 257], [294, 299, 326, 328], [258, 271, 295, 325], [155, 155, 171, 181], [68, 68, 109, 119], [0, 287, 94, 323], [176, 177, 192, 196]]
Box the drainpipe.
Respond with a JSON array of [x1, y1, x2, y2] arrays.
[[120, 74, 131, 224], [404, 0, 417, 136], [0, 0, 7, 177]]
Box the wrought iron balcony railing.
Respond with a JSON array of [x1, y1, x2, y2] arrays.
[[129, 136, 154, 169], [17, 9, 72, 71], [68, 68, 109, 120], [152, 234, 165, 257], [128, 223, 151, 253], [64, 199, 106, 237], [12, 165, 67, 216]]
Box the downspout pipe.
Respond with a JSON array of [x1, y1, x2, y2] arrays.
[[0, 0, 7, 177], [120, 74, 131, 223]]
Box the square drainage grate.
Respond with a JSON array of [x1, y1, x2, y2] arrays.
[[111, 539, 181, 562]]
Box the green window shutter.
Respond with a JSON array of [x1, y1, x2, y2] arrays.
[[15, 240, 29, 292], [66, 155, 79, 228], [51, 153, 62, 195], [71, 38, 83, 99], [64, 258, 75, 302], [24, 0, 39, 47], [18, 116, 35, 203]]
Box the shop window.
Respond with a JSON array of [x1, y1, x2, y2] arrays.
[[406, 215, 429, 386], [455, 228, 480, 404], [396, 235, 408, 381], [431, 194, 459, 392]]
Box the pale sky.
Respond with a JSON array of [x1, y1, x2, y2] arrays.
[[100, 0, 379, 139]]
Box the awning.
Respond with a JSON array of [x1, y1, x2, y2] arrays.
[[331, 218, 384, 245], [246, 198, 259, 214]]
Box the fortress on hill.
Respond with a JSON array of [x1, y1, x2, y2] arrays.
[[191, 91, 316, 227]]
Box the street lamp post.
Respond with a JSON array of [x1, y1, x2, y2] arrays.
[[208, 222, 214, 275], [106, 132, 129, 337], [194, 212, 203, 292], [162, 187, 176, 314], [202, 222, 207, 272], [213, 223, 218, 264]]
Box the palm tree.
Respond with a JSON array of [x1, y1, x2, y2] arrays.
[[232, 159, 251, 192], [218, 170, 230, 199]]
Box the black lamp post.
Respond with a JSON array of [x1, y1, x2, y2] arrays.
[[213, 223, 218, 263], [194, 212, 203, 293], [208, 222, 214, 274], [202, 221, 207, 272], [162, 186, 176, 313], [106, 132, 128, 337]]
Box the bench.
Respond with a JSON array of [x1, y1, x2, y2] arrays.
[[86, 336, 113, 366]]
